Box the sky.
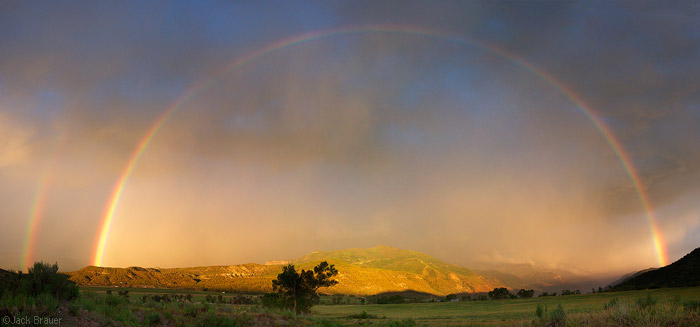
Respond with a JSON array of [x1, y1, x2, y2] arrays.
[[1, 1, 699, 276]]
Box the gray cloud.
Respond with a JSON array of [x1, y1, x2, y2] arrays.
[[0, 1, 698, 274]]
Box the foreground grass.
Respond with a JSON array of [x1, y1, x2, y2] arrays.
[[312, 287, 700, 326], [7, 286, 694, 326]]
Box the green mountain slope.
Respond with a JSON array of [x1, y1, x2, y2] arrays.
[[292, 246, 503, 295], [67, 246, 504, 295], [610, 247, 700, 291]]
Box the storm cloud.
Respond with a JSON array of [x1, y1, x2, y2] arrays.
[[1, 1, 699, 276]]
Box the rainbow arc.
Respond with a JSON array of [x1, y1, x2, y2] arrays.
[[88, 25, 668, 268]]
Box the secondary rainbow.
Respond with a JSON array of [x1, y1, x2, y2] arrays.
[[21, 139, 63, 272], [92, 25, 669, 267], [21, 173, 52, 271]]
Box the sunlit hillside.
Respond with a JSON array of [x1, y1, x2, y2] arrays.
[[68, 246, 504, 295]]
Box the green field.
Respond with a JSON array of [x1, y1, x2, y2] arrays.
[[74, 286, 700, 326], [311, 287, 700, 325]]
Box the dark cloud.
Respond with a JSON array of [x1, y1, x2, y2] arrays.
[[0, 1, 698, 273]]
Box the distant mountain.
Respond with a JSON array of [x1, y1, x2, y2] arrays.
[[607, 268, 657, 289], [473, 263, 597, 292], [293, 246, 504, 295], [610, 247, 700, 291], [67, 246, 504, 295]]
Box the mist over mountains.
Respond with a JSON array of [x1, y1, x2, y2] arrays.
[[67, 246, 605, 295]]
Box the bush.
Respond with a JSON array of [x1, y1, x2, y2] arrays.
[[549, 304, 566, 326], [347, 311, 380, 319], [0, 262, 78, 315], [516, 289, 535, 298], [535, 303, 566, 326], [374, 295, 405, 304], [445, 293, 458, 301], [488, 287, 511, 300], [85, 293, 137, 325], [145, 312, 162, 326], [182, 302, 209, 318]]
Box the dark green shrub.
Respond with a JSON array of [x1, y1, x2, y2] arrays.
[[548, 304, 566, 326], [376, 295, 405, 304], [145, 312, 162, 326], [0, 262, 78, 315], [488, 287, 511, 300], [27, 262, 79, 301], [516, 289, 535, 298]]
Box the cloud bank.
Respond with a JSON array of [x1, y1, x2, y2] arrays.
[[1, 1, 699, 275]]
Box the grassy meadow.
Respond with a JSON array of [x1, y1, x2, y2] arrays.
[[4, 264, 700, 326], [313, 287, 700, 326], [61, 286, 700, 326]]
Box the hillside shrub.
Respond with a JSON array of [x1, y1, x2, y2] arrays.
[[0, 262, 78, 316]]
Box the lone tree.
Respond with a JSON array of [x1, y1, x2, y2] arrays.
[[270, 261, 338, 314]]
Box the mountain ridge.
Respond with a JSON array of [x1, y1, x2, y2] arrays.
[[66, 246, 504, 295], [65, 245, 599, 295], [610, 247, 700, 291]]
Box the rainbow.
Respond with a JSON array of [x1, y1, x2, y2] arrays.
[[21, 141, 61, 272], [21, 176, 51, 271], [91, 25, 668, 267]]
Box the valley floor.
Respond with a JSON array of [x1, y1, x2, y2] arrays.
[[313, 286, 700, 326], [6, 286, 700, 326]]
